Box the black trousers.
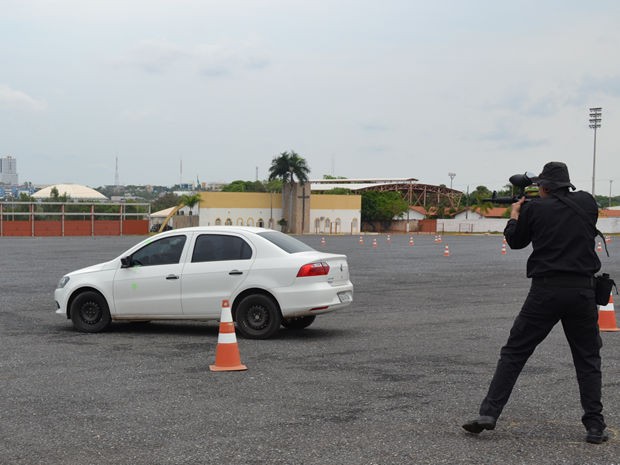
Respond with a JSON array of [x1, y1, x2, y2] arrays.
[[479, 283, 605, 429]]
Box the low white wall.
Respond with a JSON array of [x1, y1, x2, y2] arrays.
[[438, 218, 620, 234]]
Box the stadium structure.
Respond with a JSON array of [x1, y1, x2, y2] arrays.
[[309, 178, 464, 210]]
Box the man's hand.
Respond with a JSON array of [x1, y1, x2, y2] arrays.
[[510, 197, 526, 220]]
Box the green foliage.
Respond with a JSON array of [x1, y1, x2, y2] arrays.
[[268, 151, 311, 184], [595, 195, 620, 208], [222, 180, 267, 192], [323, 175, 348, 179], [324, 188, 352, 195], [361, 191, 409, 224], [151, 193, 180, 213]]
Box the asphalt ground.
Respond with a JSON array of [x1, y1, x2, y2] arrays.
[[1, 233, 619, 465]]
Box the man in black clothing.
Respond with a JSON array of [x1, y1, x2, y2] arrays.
[[462, 161, 608, 444]]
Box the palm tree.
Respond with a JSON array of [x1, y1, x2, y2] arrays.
[[268, 151, 310, 232], [179, 193, 202, 216]]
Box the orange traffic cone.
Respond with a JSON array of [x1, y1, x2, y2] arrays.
[[437, 235, 443, 243], [386, 234, 391, 244], [210, 300, 248, 371], [372, 238, 377, 249], [501, 243, 507, 255], [320, 237, 326, 247], [443, 244, 450, 257], [598, 293, 620, 332], [596, 241, 602, 253], [409, 236, 414, 246], [359, 236, 364, 245]]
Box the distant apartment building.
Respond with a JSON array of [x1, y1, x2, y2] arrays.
[[0, 156, 18, 185]]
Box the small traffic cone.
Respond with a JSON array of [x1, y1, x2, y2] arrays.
[[320, 237, 326, 247], [210, 300, 248, 372], [605, 235, 612, 244], [437, 235, 443, 243], [598, 293, 620, 332], [386, 234, 391, 244], [409, 236, 414, 246], [501, 243, 507, 255], [359, 236, 364, 245], [372, 238, 377, 249], [596, 241, 602, 253], [443, 244, 450, 257]]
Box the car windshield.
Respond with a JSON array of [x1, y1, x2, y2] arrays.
[[258, 231, 315, 253]]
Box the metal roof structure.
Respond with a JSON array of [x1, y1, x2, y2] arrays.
[[310, 178, 463, 209]]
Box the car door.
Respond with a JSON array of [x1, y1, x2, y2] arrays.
[[113, 234, 188, 316], [181, 233, 253, 317]]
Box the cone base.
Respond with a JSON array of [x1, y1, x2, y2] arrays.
[[600, 327, 620, 332], [210, 364, 248, 372]]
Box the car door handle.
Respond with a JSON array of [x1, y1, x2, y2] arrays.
[[229, 270, 243, 275], [166, 274, 180, 280]]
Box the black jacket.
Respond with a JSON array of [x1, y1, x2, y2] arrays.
[[504, 190, 601, 278]]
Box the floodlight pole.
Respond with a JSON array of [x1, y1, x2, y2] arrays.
[[448, 172, 456, 190], [589, 107, 602, 196]]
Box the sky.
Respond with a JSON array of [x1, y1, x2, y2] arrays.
[[1, 0, 620, 195]]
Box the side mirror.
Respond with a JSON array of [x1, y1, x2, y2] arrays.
[[120, 256, 133, 268]]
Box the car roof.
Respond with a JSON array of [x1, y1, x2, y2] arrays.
[[158, 226, 273, 235]]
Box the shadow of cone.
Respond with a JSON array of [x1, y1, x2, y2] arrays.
[[210, 300, 248, 371], [599, 293, 620, 332]]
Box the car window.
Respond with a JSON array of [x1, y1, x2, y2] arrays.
[[257, 231, 315, 253], [192, 234, 252, 262], [132, 235, 187, 266]]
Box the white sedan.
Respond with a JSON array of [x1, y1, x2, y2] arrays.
[[55, 227, 354, 339]]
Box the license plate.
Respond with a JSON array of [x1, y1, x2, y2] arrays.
[[338, 291, 353, 303]]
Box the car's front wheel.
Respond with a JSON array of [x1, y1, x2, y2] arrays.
[[281, 315, 316, 330], [70, 291, 111, 333], [235, 294, 281, 339]]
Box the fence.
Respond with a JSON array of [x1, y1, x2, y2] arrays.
[[0, 202, 150, 237]]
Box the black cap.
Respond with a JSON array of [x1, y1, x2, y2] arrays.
[[530, 161, 576, 190]]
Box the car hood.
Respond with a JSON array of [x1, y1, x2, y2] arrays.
[[67, 259, 117, 277]]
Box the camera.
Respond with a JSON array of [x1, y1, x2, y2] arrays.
[[485, 172, 539, 205]]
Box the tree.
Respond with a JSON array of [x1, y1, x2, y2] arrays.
[[361, 191, 409, 231], [151, 193, 180, 213], [222, 180, 267, 192], [468, 185, 494, 215], [179, 193, 202, 215], [268, 151, 311, 232]]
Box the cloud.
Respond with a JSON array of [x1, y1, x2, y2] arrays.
[[115, 39, 270, 78], [478, 121, 548, 150], [119, 40, 189, 74], [360, 122, 390, 133], [0, 84, 47, 112]]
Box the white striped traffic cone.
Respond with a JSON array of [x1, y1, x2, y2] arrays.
[[210, 300, 248, 371], [598, 293, 620, 332]]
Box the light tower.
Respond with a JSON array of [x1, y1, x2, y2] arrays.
[[114, 157, 119, 186], [589, 107, 602, 196], [448, 172, 456, 189]]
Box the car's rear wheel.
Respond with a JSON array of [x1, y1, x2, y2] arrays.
[[281, 315, 316, 330], [235, 294, 281, 339], [70, 291, 111, 333]]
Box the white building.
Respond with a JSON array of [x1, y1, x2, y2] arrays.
[[196, 191, 361, 234], [0, 156, 18, 185]]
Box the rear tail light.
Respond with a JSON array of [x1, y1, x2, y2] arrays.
[[296, 261, 330, 277]]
